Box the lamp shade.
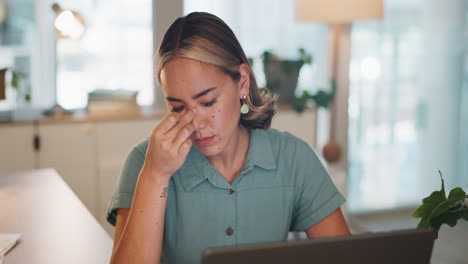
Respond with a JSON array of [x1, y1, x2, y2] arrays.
[[295, 0, 384, 23], [52, 3, 85, 39]]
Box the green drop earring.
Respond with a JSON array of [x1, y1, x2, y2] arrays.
[[240, 95, 250, 114]]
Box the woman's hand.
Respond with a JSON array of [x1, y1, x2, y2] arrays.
[[142, 108, 198, 182], [111, 110, 198, 264]]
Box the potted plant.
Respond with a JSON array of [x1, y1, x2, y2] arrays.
[[260, 49, 337, 114], [413, 171, 468, 237], [292, 80, 336, 113], [261, 48, 312, 106]]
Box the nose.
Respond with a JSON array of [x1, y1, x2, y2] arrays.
[[191, 111, 204, 132], [188, 105, 204, 133]]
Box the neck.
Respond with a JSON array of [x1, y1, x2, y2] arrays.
[[207, 125, 250, 182]]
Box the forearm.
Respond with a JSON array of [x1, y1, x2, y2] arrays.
[[111, 167, 169, 264]]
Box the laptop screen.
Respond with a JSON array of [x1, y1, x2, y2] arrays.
[[202, 228, 436, 264]]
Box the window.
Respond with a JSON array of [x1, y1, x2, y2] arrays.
[[184, 0, 330, 96], [55, 0, 153, 109], [185, 0, 468, 213], [347, 0, 468, 212], [0, 0, 37, 111]]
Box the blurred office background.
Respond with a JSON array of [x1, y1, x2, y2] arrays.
[[0, 2, 467, 261], [2, 0, 465, 211]]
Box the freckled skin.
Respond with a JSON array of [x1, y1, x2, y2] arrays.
[[160, 57, 250, 158]]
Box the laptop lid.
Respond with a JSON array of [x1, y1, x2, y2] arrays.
[[202, 228, 437, 264]]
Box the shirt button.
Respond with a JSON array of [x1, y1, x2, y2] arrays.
[[227, 188, 235, 195], [225, 227, 234, 236]]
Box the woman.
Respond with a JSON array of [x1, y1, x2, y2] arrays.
[[107, 12, 350, 264]]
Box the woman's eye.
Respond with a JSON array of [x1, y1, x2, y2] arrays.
[[202, 99, 217, 107], [171, 106, 184, 112]]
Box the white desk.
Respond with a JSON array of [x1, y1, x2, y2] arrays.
[[0, 169, 113, 263]]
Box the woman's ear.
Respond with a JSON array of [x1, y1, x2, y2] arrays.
[[238, 63, 250, 96]]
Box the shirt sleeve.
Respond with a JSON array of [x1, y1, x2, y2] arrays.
[[106, 144, 146, 226], [290, 139, 346, 232]]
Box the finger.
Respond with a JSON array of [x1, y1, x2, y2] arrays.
[[172, 123, 195, 147], [166, 109, 197, 139], [178, 138, 193, 156], [178, 108, 197, 126], [155, 113, 179, 135]]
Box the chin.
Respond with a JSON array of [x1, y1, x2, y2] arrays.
[[193, 143, 223, 158]]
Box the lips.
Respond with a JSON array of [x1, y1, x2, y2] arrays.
[[195, 136, 215, 146]]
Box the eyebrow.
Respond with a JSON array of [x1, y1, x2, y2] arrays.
[[166, 87, 217, 103]]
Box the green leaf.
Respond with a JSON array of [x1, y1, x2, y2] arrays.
[[11, 75, 19, 89], [412, 190, 447, 218], [413, 172, 446, 216], [448, 187, 466, 202], [299, 91, 311, 101], [413, 171, 447, 227], [431, 206, 468, 231], [438, 170, 446, 197], [430, 211, 459, 231], [423, 188, 466, 226], [426, 201, 451, 223], [461, 209, 468, 221], [310, 90, 332, 108], [261, 50, 274, 63], [291, 97, 307, 113], [413, 170, 468, 233], [298, 48, 312, 64], [10, 71, 27, 90]]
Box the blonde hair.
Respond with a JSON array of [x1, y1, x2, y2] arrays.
[[156, 12, 277, 130]]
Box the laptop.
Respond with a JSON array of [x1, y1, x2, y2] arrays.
[[201, 228, 437, 264]]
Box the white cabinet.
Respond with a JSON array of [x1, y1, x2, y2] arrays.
[[0, 119, 160, 235], [95, 119, 160, 235], [271, 109, 317, 147], [0, 124, 36, 175], [38, 122, 98, 216]]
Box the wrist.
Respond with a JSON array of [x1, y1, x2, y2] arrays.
[[140, 165, 171, 185]]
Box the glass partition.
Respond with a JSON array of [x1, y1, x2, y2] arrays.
[[347, 0, 467, 212], [55, 0, 153, 110], [0, 0, 36, 112]]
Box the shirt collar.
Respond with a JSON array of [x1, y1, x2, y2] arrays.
[[178, 128, 277, 191], [243, 128, 276, 171]]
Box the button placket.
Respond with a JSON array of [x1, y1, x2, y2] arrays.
[[224, 186, 236, 241]]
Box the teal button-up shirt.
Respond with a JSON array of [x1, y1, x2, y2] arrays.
[[107, 128, 345, 264]]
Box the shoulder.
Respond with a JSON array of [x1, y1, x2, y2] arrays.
[[263, 127, 307, 144], [132, 138, 149, 157], [262, 128, 314, 157], [121, 138, 149, 166], [260, 128, 324, 177], [117, 138, 149, 190]]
